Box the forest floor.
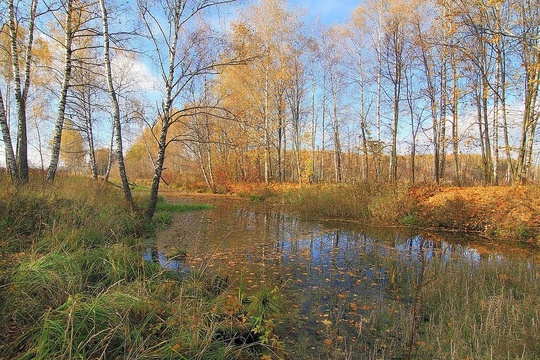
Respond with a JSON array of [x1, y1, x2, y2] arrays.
[[403, 185, 540, 242]]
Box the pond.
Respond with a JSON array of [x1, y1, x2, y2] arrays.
[[145, 195, 540, 359]]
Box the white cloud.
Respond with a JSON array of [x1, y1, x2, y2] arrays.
[[111, 53, 160, 93]]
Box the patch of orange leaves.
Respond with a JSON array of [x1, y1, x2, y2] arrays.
[[413, 185, 540, 242]]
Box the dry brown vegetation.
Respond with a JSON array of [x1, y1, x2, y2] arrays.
[[198, 182, 540, 243], [409, 185, 540, 241]]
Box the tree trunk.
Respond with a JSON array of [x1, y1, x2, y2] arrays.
[[310, 77, 316, 183], [375, 1, 383, 181], [476, 82, 488, 185], [85, 91, 98, 180], [500, 51, 513, 183], [46, 0, 73, 183], [451, 49, 460, 186], [0, 89, 18, 182], [320, 73, 327, 182], [100, 0, 135, 209], [9, 0, 38, 184], [331, 75, 342, 183], [438, 58, 447, 182], [481, 74, 493, 184], [204, 115, 217, 192], [105, 124, 115, 182], [263, 67, 270, 184], [146, 113, 170, 220]]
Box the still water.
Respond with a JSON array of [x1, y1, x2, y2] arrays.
[[144, 195, 539, 358]]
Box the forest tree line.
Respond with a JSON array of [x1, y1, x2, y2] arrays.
[[1, 0, 540, 209]]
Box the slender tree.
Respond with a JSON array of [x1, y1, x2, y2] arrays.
[[0, 88, 18, 181], [46, 0, 75, 182], [8, 0, 39, 184], [514, 0, 540, 183], [100, 0, 135, 208], [138, 0, 239, 220], [382, 8, 406, 183]]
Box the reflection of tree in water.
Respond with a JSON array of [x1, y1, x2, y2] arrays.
[[149, 197, 536, 358]]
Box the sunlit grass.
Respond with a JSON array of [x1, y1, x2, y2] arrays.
[[0, 175, 281, 359], [278, 182, 410, 222]]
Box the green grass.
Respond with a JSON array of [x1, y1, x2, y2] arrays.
[[414, 259, 540, 359], [0, 176, 281, 359], [150, 197, 213, 230], [156, 201, 213, 213]]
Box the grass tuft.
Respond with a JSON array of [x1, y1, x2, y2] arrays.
[[0, 176, 278, 359]]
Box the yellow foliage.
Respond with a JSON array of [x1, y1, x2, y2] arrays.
[[60, 120, 86, 174]]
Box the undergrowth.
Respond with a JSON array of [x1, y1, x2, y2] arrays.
[[0, 175, 283, 359], [278, 182, 410, 223]]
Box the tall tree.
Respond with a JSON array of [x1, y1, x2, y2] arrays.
[[138, 0, 239, 220], [0, 88, 18, 180], [412, 2, 448, 184], [100, 0, 135, 208], [320, 28, 345, 182], [382, 2, 408, 183], [513, 0, 540, 183], [46, 0, 75, 182], [8, 0, 39, 184]]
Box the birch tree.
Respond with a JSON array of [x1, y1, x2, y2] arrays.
[[7, 0, 39, 184], [320, 28, 345, 182], [46, 0, 75, 182], [138, 0, 239, 220], [0, 88, 18, 180], [382, 3, 407, 183], [513, 0, 540, 184], [100, 0, 135, 208]]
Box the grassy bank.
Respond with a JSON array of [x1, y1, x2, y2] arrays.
[[0, 176, 283, 359], [264, 182, 540, 243]]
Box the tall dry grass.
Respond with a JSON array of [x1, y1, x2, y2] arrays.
[[0, 175, 283, 359]]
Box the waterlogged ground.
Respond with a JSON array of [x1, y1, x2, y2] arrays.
[[145, 195, 540, 359]]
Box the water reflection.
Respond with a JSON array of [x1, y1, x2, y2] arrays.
[[145, 196, 539, 357]]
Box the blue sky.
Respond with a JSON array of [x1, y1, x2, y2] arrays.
[[289, 0, 360, 25], [223, 0, 361, 28]]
